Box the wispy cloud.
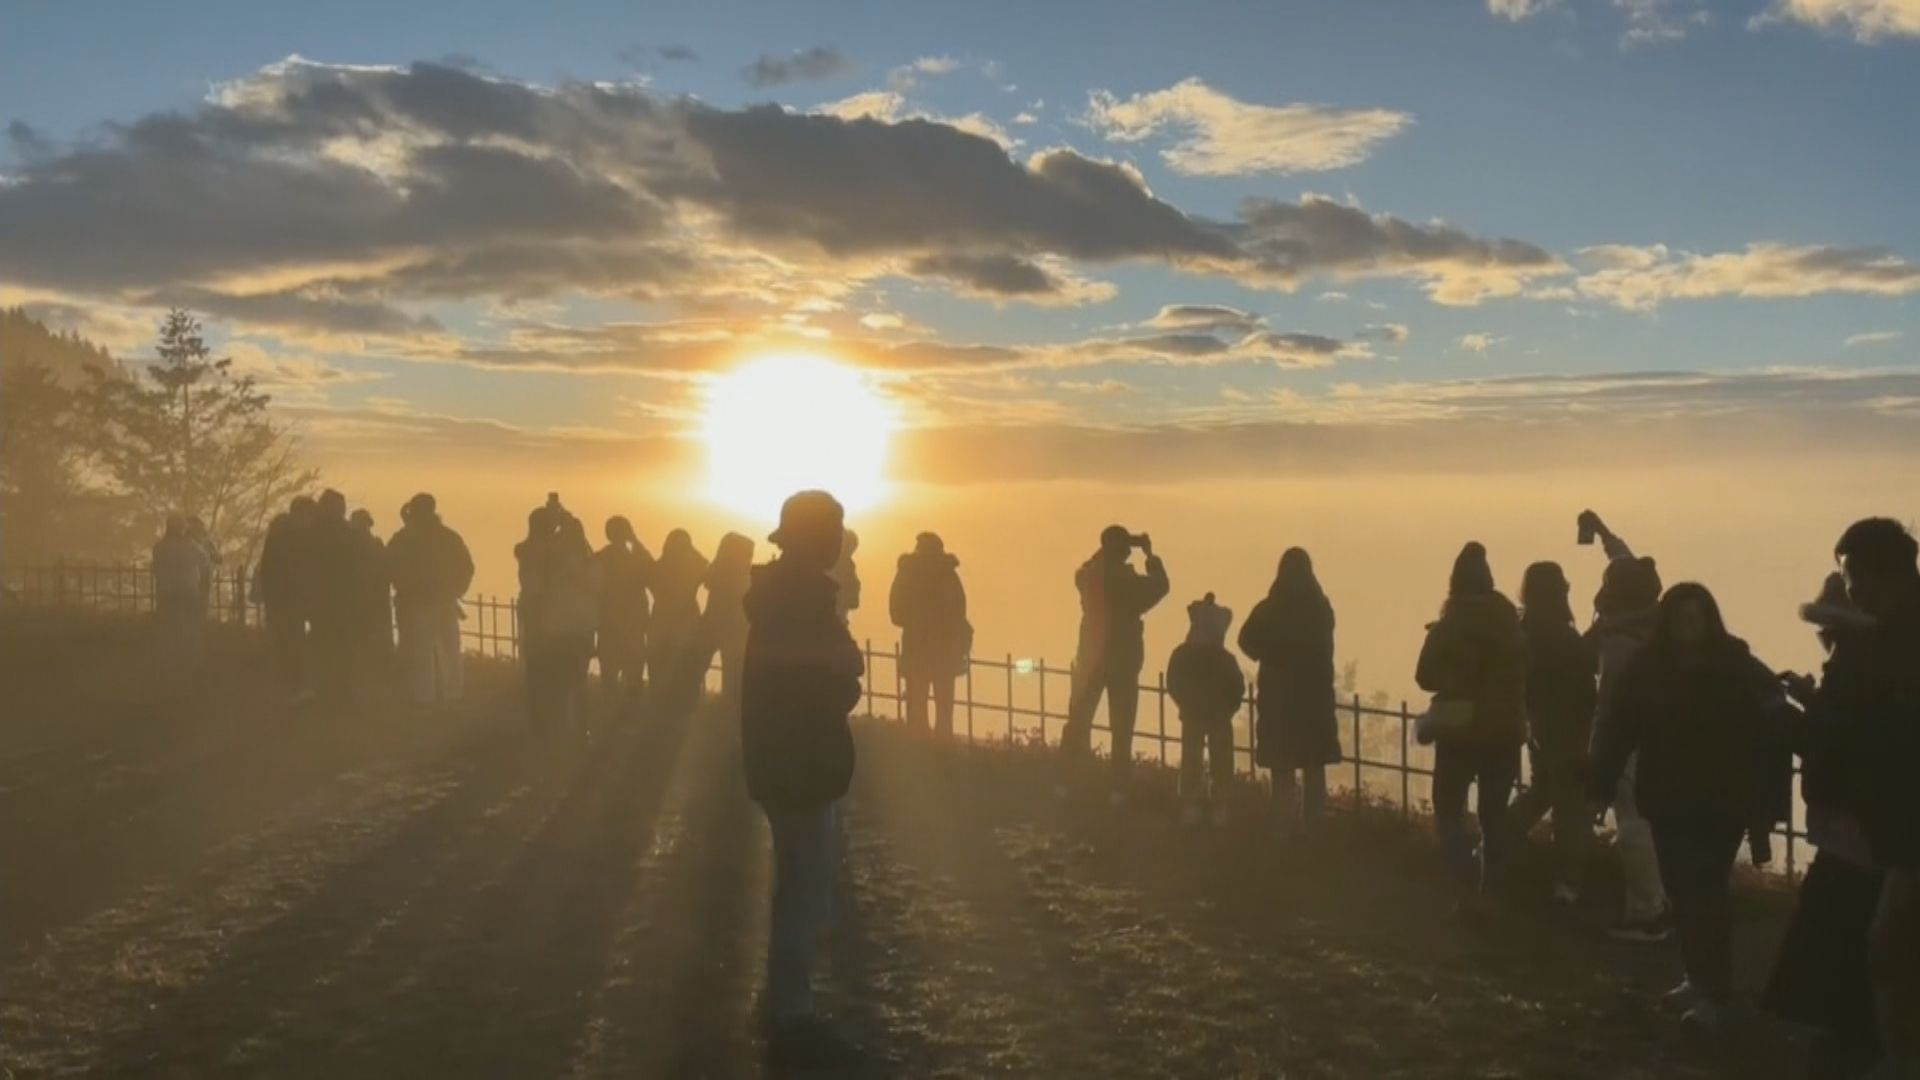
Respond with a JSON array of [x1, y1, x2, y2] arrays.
[[1085, 78, 1411, 176], [1753, 0, 1920, 41], [1488, 0, 1554, 20], [1614, 0, 1711, 45], [741, 46, 854, 87], [1574, 243, 1920, 309], [1845, 329, 1906, 348], [1457, 332, 1502, 354]]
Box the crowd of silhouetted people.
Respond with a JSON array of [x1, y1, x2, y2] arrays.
[[143, 490, 1920, 1075]]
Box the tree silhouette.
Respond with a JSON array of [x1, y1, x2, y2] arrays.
[[81, 309, 316, 563]]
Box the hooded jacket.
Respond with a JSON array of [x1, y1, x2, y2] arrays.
[[1168, 598, 1245, 726], [1415, 592, 1528, 745], [387, 512, 475, 610], [1806, 585, 1920, 868], [889, 549, 970, 680], [740, 557, 865, 811], [1590, 636, 1785, 827], [1073, 551, 1169, 671]]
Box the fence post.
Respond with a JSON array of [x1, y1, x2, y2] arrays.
[[1037, 658, 1047, 749], [999, 652, 1010, 747], [1352, 693, 1363, 798], [965, 656, 975, 743], [1156, 671, 1168, 766], [1399, 700, 1411, 818], [864, 639, 874, 717], [894, 640, 904, 724]]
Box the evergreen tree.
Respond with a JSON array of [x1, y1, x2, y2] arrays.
[[81, 309, 316, 564]]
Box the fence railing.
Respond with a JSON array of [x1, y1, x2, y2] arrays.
[[1, 561, 1809, 877]]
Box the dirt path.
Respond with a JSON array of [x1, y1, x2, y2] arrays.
[[0, 614, 1813, 1077]]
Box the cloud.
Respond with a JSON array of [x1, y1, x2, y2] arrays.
[[1614, 0, 1711, 45], [1488, 0, 1554, 19], [1145, 304, 1264, 333], [1228, 195, 1567, 304], [887, 55, 963, 91], [1846, 330, 1906, 348], [1085, 78, 1411, 176], [1574, 243, 1920, 310], [1457, 332, 1501, 353], [1359, 322, 1410, 344], [1755, 0, 1920, 40], [905, 253, 1116, 305], [741, 46, 854, 87], [1012, 111, 1039, 126], [1056, 378, 1137, 396], [617, 43, 700, 66]]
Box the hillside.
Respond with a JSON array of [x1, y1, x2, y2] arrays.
[[0, 610, 1811, 1078]]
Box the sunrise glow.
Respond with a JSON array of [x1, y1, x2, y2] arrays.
[[700, 354, 897, 519]]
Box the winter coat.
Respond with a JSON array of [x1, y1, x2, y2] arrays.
[[741, 558, 865, 811], [152, 533, 212, 609], [386, 515, 475, 611], [539, 551, 600, 640], [1168, 642, 1245, 727], [254, 513, 311, 612], [1524, 617, 1598, 760], [889, 551, 971, 681], [1588, 608, 1656, 724], [650, 546, 709, 642], [1589, 637, 1786, 828], [350, 530, 391, 637], [306, 518, 361, 631], [1804, 587, 1920, 868], [1415, 592, 1528, 745], [1238, 591, 1340, 769], [1072, 553, 1169, 673], [594, 543, 653, 644]]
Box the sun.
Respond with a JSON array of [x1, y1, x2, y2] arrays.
[[701, 354, 898, 519]]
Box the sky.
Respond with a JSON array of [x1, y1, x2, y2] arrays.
[[3, 0, 1918, 694]]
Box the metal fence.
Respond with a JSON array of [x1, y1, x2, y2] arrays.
[[2, 560, 1809, 877]]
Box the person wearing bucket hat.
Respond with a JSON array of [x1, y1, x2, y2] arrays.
[[1167, 592, 1245, 828], [741, 490, 865, 1071]]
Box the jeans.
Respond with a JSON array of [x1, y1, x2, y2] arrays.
[[1063, 654, 1143, 784], [1872, 867, 1920, 1072], [1432, 739, 1521, 896], [1613, 755, 1669, 922], [1650, 817, 1745, 1003], [766, 802, 838, 1022], [1509, 745, 1592, 890], [397, 600, 463, 704], [1179, 716, 1235, 803], [905, 674, 957, 737]]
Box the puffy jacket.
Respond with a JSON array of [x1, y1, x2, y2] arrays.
[[1167, 642, 1245, 726], [890, 551, 970, 680], [1238, 591, 1340, 768], [387, 516, 475, 608], [1073, 552, 1169, 670], [1415, 592, 1528, 745], [741, 558, 864, 811]]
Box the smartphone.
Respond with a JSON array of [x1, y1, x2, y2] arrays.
[[1577, 514, 1598, 546]]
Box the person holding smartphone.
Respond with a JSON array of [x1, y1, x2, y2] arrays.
[[1063, 525, 1170, 805]]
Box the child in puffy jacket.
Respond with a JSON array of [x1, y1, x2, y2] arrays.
[[1168, 593, 1246, 828]]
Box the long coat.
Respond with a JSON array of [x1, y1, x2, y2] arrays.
[[1239, 590, 1340, 769], [889, 551, 970, 681]]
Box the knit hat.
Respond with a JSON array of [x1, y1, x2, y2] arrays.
[[1449, 542, 1495, 597]]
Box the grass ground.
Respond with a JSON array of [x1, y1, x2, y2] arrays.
[[0, 610, 1812, 1078]]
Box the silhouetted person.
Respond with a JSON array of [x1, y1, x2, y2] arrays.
[[741, 491, 864, 1072], [1169, 593, 1244, 828], [542, 514, 600, 728], [1580, 509, 1671, 944], [1768, 570, 1886, 1077], [386, 493, 474, 705], [1064, 526, 1170, 803], [1590, 583, 1787, 1029], [306, 489, 360, 708], [348, 509, 392, 685], [1238, 548, 1338, 829], [649, 528, 709, 713], [889, 532, 970, 738], [1415, 542, 1527, 916], [594, 516, 654, 718], [702, 531, 756, 712], [152, 514, 213, 673], [1507, 561, 1598, 905], [1812, 518, 1920, 1071], [832, 527, 861, 625], [253, 495, 317, 701]]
